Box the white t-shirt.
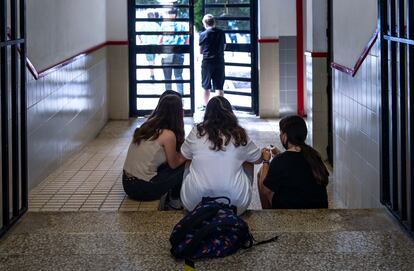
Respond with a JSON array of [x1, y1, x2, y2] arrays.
[[180, 126, 261, 214]]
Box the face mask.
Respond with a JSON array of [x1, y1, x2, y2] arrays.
[[280, 133, 289, 150]]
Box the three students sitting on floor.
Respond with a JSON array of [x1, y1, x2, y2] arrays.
[[122, 93, 329, 213]]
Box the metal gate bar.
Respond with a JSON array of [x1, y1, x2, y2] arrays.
[[0, 0, 28, 238], [380, 0, 414, 236]]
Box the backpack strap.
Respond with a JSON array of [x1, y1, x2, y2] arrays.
[[170, 205, 221, 247], [253, 235, 279, 246]]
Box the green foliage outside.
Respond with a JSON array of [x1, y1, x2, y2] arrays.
[[194, 0, 203, 32]]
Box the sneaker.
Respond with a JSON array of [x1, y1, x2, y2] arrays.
[[198, 105, 206, 111]]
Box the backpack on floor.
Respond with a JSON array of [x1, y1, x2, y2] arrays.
[[169, 197, 278, 260]]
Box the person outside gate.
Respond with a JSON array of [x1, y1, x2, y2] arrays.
[[199, 14, 226, 110], [137, 10, 160, 80], [160, 8, 188, 95]]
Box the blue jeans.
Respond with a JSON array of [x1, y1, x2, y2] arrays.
[[162, 54, 184, 95], [122, 164, 184, 201]]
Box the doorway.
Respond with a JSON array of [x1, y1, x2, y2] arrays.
[[128, 0, 258, 116]]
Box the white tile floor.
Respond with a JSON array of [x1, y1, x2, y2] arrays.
[[29, 115, 341, 212]]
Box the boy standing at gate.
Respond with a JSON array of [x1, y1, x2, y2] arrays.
[[199, 14, 226, 109]]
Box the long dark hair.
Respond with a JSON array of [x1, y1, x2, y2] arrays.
[[148, 90, 182, 119], [197, 96, 247, 151], [279, 115, 329, 186], [133, 95, 184, 149]]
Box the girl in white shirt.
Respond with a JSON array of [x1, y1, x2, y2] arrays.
[[180, 96, 264, 214]]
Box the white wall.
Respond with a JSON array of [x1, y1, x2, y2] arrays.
[[332, 1, 381, 208], [311, 0, 327, 52], [27, 0, 106, 71], [259, 0, 296, 38], [26, 1, 109, 188], [106, 0, 128, 40], [333, 0, 377, 69]]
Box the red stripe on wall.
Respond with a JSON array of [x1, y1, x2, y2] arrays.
[[304, 51, 329, 58], [257, 38, 280, 43], [27, 40, 128, 80], [296, 0, 305, 117]]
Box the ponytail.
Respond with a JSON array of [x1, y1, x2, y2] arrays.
[[300, 143, 329, 186], [279, 115, 329, 186]]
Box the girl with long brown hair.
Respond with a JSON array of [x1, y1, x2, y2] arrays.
[[180, 96, 265, 214], [258, 115, 329, 209], [123, 94, 187, 202]]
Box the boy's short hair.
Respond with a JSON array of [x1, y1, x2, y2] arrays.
[[203, 14, 215, 27]]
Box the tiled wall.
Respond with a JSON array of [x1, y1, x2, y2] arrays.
[[259, 42, 279, 117], [279, 36, 297, 115], [26, 48, 108, 189], [306, 55, 328, 160], [332, 41, 382, 208], [107, 45, 129, 120]]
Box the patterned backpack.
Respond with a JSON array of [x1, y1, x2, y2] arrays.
[[169, 197, 278, 260]]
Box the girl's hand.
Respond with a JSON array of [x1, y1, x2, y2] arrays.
[[270, 145, 281, 156], [261, 148, 271, 161]]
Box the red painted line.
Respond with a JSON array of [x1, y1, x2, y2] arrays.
[[257, 38, 279, 43], [106, 40, 129, 46], [296, 0, 305, 117], [26, 40, 128, 80], [304, 51, 329, 58], [330, 62, 354, 75], [331, 29, 379, 77]]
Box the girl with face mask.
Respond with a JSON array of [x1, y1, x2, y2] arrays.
[[258, 115, 329, 209]]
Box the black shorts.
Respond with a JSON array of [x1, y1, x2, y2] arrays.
[[201, 62, 225, 91]]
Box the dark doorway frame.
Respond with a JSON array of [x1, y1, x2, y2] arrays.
[[326, 0, 334, 165], [0, 0, 28, 238], [202, 0, 259, 114], [128, 0, 195, 117]]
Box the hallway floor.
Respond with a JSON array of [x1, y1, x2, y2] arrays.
[[1, 209, 414, 270], [28, 115, 340, 212]]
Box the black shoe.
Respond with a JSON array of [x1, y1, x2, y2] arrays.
[[165, 198, 183, 210]]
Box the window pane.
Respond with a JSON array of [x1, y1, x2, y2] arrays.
[[215, 19, 250, 31], [135, 21, 190, 33], [205, 0, 250, 4], [136, 67, 190, 81], [205, 7, 250, 18], [136, 0, 190, 5], [225, 66, 250, 79], [225, 33, 250, 44], [224, 52, 251, 64], [135, 8, 190, 19], [136, 53, 190, 66], [137, 97, 191, 111], [136, 83, 191, 96], [225, 94, 251, 108], [224, 80, 251, 93]]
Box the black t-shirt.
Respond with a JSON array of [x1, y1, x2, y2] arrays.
[[263, 151, 328, 209], [199, 27, 225, 63]]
